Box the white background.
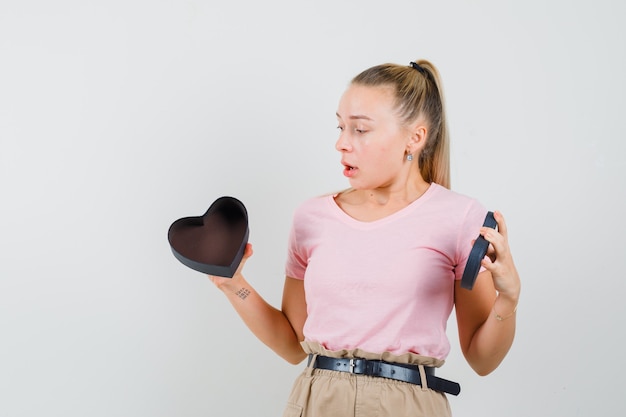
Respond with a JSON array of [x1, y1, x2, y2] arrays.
[[1, 0, 625, 416]]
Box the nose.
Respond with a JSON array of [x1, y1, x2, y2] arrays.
[[335, 131, 352, 152]]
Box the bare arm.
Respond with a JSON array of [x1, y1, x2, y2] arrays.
[[455, 211, 521, 376], [209, 244, 308, 364]]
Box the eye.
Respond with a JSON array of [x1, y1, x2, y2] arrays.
[[355, 128, 368, 134], [337, 125, 345, 131]]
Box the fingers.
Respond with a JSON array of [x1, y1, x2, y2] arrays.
[[480, 227, 503, 247], [476, 210, 520, 296], [493, 210, 508, 239], [485, 242, 497, 263], [479, 211, 509, 267], [243, 242, 253, 259], [479, 211, 508, 252]]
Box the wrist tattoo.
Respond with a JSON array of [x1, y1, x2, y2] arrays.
[[235, 287, 251, 300]]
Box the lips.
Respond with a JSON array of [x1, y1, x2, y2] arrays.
[[342, 161, 357, 178]]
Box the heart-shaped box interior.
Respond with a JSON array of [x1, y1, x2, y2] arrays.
[[168, 196, 249, 277]]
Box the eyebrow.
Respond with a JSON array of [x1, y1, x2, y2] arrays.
[[336, 112, 374, 121]]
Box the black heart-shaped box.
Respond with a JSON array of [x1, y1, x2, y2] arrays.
[[167, 196, 249, 277]]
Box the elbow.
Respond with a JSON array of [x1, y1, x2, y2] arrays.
[[284, 351, 307, 365], [463, 341, 512, 376], [473, 365, 496, 377], [468, 357, 502, 376], [278, 344, 307, 365]]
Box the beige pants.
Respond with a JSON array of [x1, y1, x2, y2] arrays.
[[282, 342, 452, 417]]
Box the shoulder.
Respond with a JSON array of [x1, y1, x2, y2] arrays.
[[429, 183, 483, 210], [291, 193, 334, 222], [294, 193, 332, 211], [427, 184, 488, 228], [288, 194, 336, 247]]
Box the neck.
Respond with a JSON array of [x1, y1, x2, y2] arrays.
[[366, 179, 430, 205], [344, 174, 431, 207]]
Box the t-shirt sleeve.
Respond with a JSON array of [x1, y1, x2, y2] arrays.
[[285, 208, 307, 280], [454, 200, 489, 280]]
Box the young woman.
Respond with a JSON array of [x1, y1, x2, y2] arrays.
[[209, 59, 521, 417]]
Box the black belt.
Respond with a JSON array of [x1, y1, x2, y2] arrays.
[[308, 355, 461, 396]]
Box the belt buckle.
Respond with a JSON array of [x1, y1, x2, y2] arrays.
[[349, 359, 356, 373]]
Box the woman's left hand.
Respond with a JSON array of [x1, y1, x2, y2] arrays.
[[480, 211, 521, 300], [456, 210, 521, 375]]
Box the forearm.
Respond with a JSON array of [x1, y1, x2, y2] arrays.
[[215, 276, 307, 364], [464, 294, 518, 376]]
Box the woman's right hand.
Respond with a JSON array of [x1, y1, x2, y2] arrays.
[[208, 243, 254, 291]]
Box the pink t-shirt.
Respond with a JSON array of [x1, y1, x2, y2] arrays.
[[285, 183, 488, 360]]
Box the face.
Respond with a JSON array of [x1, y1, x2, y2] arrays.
[[335, 84, 414, 190]]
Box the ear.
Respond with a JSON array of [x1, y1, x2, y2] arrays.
[[406, 123, 428, 154]]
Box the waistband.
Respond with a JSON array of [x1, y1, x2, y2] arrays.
[[308, 354, 461, 396]]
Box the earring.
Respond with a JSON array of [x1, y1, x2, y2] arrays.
[[406, 153, 413, 161]]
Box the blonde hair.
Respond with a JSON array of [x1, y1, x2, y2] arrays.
[[351, 59, 451, 189]]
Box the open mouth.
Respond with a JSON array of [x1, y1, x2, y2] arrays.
[[342, 164, 357, 177]]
